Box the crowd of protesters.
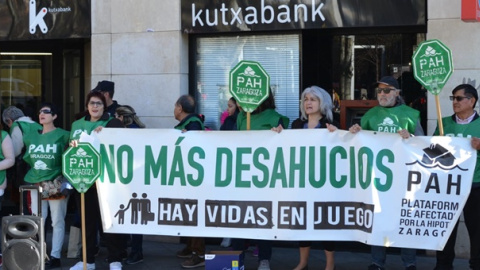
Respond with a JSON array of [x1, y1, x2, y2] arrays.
[[1, 78, 478, 270]]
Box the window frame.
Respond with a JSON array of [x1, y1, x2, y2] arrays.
[[189, 32, 302, 130]]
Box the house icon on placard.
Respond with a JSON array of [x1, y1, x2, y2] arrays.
[[421, 143, 455, 168]]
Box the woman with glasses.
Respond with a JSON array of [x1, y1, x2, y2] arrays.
[[22, 103, 70, 269], [291, 86, 337, 270], [69, 91, 125, 270]]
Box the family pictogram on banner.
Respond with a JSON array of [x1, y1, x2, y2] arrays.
[[115, 192, 154, 225]]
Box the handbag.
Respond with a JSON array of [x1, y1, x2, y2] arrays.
[[39, 175, 66, 200]]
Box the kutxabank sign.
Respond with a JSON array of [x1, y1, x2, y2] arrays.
[[62, 142, 101, 193], [180, 0, 426, 33], [412, 39, 453, 95], [0, 0, 91, 40], [91, 128, 475, 250], [229, 60, 270, 113]]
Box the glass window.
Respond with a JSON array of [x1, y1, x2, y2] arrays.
[[195, 34, 300, 130], [0, 57, 48, 119]]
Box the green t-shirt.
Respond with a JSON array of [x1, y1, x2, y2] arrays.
[[10, 120, 42, 136], [70, 116, 111, 141], [23, 128, 70, 183], [435, 115, 480, 184], [0, 131, 8, 185], [361, 105, 420, 134], [237, 109, 289, 131], [174, 114, 205, 131]]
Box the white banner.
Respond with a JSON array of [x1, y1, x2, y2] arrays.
[[88, 128, 476, 250]]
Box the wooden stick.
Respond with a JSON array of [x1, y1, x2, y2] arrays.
[[247, 112, 251, 130], [81, 192, 87, 270], [435, 95, 444, 136]]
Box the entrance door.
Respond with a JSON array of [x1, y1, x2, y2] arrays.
[[0, 39, 85, 213], [0, 53, 52, 120], [0, 53, 53, 212], [63, 49, 82, 128]]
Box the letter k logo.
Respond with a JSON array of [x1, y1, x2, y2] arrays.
[[29, 0, 48, 34]]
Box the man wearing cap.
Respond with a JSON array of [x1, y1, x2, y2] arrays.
[[92, 80, 121, 117], [433, 84, 480, 270], [350, 76, 423, 270]]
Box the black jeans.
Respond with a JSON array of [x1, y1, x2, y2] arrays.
[[74, 187, 127, 263], [436, 188, 480, 270], [130, 234, 143, 254]]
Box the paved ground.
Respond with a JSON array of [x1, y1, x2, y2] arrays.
[[52, 235, 470, 270], [0, 202, 471, 270]]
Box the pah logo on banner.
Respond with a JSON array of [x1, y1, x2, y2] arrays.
[[409, 143, 466, 171], [29, 0, 48, 34], [400, 143, 467, 237], [406, 143, 468, 195]]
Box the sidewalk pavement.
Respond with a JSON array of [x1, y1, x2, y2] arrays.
[[54, 236, 469, 270], [0, 201, 470, 269]]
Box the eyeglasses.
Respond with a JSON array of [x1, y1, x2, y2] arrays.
[[39, 109, 52, 114], [88, 101, 104, 107], [376, 88, 396, 94], [449, 96, 471, 102]]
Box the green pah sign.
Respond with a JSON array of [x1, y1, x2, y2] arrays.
[[229, 60, 270, 113], [412, 39, 453, 95], [62, 142, 101, 193]]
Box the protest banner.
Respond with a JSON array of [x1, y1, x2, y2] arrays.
[[86, 128, 475, 250]]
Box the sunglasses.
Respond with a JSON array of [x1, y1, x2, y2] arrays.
[[39, 109, 52, 114], [375, 88, 396, 94], [449, 96, 471, 102]]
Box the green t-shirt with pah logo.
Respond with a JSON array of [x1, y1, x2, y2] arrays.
[[23, 128, 70, 183], [361, 105, 420, 134]]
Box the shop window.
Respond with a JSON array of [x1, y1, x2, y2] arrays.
[[0, 58, 47, 119], [194, 34, 300, 130]]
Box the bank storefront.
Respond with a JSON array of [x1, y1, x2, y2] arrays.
[[0, 0, 90, 127], [182, 0, 427, 130], [0, 0, 90, 210]]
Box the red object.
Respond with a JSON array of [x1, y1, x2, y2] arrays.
[[220, 110, 229, 124], [462, 0, 480, 22]]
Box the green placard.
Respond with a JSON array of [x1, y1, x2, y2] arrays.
[[62, 142, 101, 193], [229, 60, 270, 113], [412, 39, 453, 95]]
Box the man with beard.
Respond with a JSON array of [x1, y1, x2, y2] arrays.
[[349, 76, 423, 270]]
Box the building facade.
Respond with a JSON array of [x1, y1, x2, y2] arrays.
[[426, 0, 480, 134], [425, 0, 480, 257], [0, 0, 428, 130], [0, 0, 476, 258]]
